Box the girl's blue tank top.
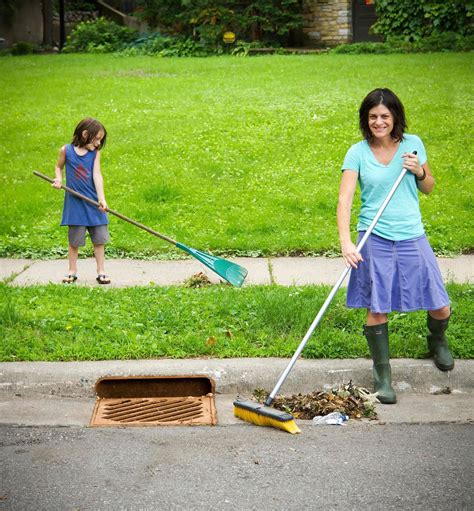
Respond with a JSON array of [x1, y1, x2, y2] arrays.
[[61, 144, 108, 226]]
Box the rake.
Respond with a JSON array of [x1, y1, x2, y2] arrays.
[[33, 171, 248, 287]]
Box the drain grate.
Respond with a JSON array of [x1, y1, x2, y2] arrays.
[[90, 376, 217, 427], [91, 396, 216, 426]]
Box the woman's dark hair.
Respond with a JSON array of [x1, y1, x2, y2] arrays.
[[359, 88, 407, 142], [72, 118, 107, 149]]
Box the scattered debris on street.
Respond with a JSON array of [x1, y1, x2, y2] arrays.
[[431, 386, 452, 395]]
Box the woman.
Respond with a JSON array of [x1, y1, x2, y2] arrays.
[[337, 88, 453, 404]]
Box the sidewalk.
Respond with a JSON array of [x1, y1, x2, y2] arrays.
[[1, 255, 473, 287]]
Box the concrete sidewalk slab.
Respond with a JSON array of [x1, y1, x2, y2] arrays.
[[0, 259, 33, 281], [229, 257, 271, 285], [436, 255, 474, 284], [271, 257, 346, 286], [7, 257, 272, 287], [2, 255, 472, 287]]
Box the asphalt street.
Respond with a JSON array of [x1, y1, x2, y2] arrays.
[[1, 422, 473, 510]]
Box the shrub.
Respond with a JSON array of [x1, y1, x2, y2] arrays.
[[332, 42, 392, 54], [134, 0, 303, 47], [11, 41, 35, 55], [372, 0, 473, 39], [63, 17, 138, 53], [332, 33, 474, 54], [122, 32, 211, 57]]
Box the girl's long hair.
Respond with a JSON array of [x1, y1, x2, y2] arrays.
[[72, 118, 107, 149]]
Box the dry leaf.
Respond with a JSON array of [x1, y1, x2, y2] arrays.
[[206, 336, 216, 346]]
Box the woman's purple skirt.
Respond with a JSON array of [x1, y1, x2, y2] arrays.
[[346, 233, 450, 313]]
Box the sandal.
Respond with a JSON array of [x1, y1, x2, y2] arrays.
[[62, 274, 78, 284], [96, 274, 111, 285]]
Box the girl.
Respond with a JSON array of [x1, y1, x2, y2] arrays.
[[337, 88, 453, 404], [53, 118, 111, 284]]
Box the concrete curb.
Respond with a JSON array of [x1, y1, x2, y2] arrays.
[[1, 359, 472, 398]]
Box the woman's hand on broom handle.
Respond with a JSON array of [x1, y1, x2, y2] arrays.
[[341, 239, 363, 269]]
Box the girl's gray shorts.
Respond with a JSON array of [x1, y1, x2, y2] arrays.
[[68, 225, 110, 247]]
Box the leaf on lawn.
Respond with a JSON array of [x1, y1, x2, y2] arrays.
[[206, 336, 217, 346]]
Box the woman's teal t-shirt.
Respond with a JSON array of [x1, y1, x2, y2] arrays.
[[341, 133, 427, 241]]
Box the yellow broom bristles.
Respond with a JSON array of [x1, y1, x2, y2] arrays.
[[234, 405, 301, 434]]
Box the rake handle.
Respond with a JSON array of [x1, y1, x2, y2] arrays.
[[265, 155, 416, 406], [33, 171, 177, 246]]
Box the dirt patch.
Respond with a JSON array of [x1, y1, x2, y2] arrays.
[[253, 381, 378, 420]]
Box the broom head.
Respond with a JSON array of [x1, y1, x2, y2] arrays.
[[233, 399, 301, 434]]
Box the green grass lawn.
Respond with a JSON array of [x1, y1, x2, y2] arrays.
[[1, 282, 472, 362], [1, 52, 473, 258]]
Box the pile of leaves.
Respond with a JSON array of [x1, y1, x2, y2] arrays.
[[253, 381, 378, 420], [183, 272, 213, 288]]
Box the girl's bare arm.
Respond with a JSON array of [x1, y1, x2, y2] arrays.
[[52, 146, 66, 188], [92, 151, 107, 209]]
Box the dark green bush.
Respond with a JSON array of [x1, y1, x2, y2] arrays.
[[135, 0, 303, 47], [332, 42, 391, 54], [413, 33, 474, 51], [63, 17, 138, 53], [11, 41, 35, 55], [52, 0, 96, 10], [122, 32, 211, 57], [332, 33, 474, 54], [0, 0, 18, 25], [373, 0, 473, 39]]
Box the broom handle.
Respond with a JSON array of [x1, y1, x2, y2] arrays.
[[33, 171, 178, 246], [265, 160, 415, 406]]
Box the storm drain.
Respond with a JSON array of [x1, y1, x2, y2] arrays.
[[90, 376, 217, 427]]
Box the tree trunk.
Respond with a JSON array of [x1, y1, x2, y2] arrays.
[[59, 0, 65, 50], [42, 0, 53, 47]]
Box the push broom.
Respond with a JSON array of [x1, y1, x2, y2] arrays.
[[234, 154, 417, 433], [33, 171, 248, 287]]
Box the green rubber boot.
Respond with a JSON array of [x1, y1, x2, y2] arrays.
[[427, 314, 454, 371], [364, 323, 397, 404]]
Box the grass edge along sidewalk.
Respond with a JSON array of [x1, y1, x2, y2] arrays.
[[1, 277, 472, 362]]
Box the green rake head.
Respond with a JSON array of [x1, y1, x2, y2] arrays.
[[176, 243, 248, 287]]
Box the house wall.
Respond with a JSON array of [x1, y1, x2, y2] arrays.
[[0, 0, 43, 47], [303, 0, 352, 47]]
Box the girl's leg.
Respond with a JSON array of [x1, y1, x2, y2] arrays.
[[427, 306, 454, 371], [364, 310, 396, 404], [64, 226, 84, 282], [68, 244, 79, 275], [93, 244, 110, 284], [62, 244, 79, 283], [93, 244, 106, 275]]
